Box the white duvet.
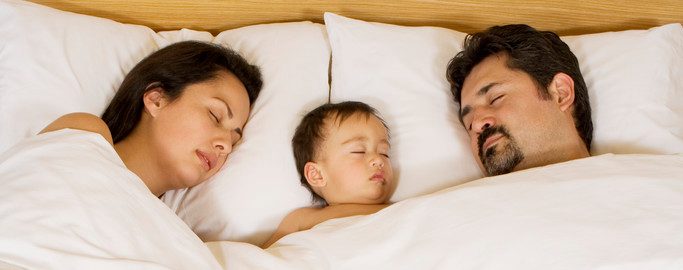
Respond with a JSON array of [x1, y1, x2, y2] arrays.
[[0, 129, 221, 270], [209, 153, 683, 269], [2, 129, 683, 270]]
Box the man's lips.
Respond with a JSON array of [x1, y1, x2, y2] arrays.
[[196, 150, 215, 171], [482, 133, 503, 152]]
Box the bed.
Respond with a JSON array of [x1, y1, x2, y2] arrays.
[[1, 0, 682, 269]]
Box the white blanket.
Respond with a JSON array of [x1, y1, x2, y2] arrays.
[[209, 153, 683, 269], [2, 130, 682, 269], [0, 129, 221, 270]]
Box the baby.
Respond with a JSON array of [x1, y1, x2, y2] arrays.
[[262, 101, 396, 248]]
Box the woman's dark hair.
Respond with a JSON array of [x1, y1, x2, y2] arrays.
[[292, 101, 388, 205], [446, 24, 592, 151], [102, 41, 263, 143]]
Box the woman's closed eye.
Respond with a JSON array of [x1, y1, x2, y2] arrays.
[[209, 110, 220, 123]]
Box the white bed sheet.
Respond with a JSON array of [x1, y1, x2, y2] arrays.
[[209, 153, 683, 269], [0, 129, 221, 270]]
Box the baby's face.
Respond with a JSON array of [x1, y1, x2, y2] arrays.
[[317, 113, 395, 205]]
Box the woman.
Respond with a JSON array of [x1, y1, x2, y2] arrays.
[[40, 40, 263, 196], [0, 40, 262, 268]]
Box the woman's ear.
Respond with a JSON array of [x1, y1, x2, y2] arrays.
[[142, 83, 168, 117], [549, 72, 575, 112], [304, 162, 326, 187]]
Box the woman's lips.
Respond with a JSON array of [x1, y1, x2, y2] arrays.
[[196, 150, 213, 171]]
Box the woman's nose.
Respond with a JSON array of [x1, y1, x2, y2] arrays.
[[214, 135, 232, 156]]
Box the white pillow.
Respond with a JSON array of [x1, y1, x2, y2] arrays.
[[162, 22, 330, 246], [0, 0, 168, 154], [324, 12, 483, 202], [561, 24, 683, 155], [157, 28, 215, 44], [325, 13, 683, 199]]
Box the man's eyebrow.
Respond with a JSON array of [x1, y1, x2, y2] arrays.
[[459, 82, 498, 123]]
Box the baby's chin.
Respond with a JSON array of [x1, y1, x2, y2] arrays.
[[366, 189, 392, 204]]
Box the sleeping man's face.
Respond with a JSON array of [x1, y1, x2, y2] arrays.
[[458, 53, 582, 176]]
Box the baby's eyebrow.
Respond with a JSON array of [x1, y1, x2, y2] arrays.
[[342, 136, 391, 150], [380, 141, 391, 150], [341, 136, 367, 145]]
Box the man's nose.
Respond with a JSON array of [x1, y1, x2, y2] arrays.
[[472, 114, 496, 134]]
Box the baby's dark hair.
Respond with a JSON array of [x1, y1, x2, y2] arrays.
[[292, 101, 388, 205]]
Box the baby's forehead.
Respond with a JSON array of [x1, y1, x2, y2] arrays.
[[323, 113, 389, 141], [322, 111, 384, 132], [327, 110, 372, 124]]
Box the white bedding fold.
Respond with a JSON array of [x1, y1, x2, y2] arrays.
[[209, 153, 683, 270], [0, 129, 221, 270]]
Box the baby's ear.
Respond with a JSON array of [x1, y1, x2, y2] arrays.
[[304, 162, 326, 187]]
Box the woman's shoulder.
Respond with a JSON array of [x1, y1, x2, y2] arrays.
[[39, 112, 114, 145]]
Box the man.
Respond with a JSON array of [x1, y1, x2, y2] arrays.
[[446, 24, 592, 176]]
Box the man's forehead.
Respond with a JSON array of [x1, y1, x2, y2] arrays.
[[464, 54, 507, 89]]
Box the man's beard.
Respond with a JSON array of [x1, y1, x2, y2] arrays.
[[477, 126, 524, 176]]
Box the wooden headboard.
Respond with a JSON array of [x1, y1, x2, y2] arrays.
[[29, 0, 683, 35]]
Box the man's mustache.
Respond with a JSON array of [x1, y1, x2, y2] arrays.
[[477, 125, 510, 156]]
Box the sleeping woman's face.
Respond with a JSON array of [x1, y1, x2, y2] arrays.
[[145, 70, 251, 190]]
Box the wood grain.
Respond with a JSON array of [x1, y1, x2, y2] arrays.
[[29, 0, 683, 35]]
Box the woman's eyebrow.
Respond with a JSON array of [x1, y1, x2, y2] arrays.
[[213, 97, 242, 139], [214, 97, 233, 119]]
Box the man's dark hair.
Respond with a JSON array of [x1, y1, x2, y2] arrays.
[[446, 24, 592, 150], [103, 41, 263, 143], [292, 101, 388, 205]]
